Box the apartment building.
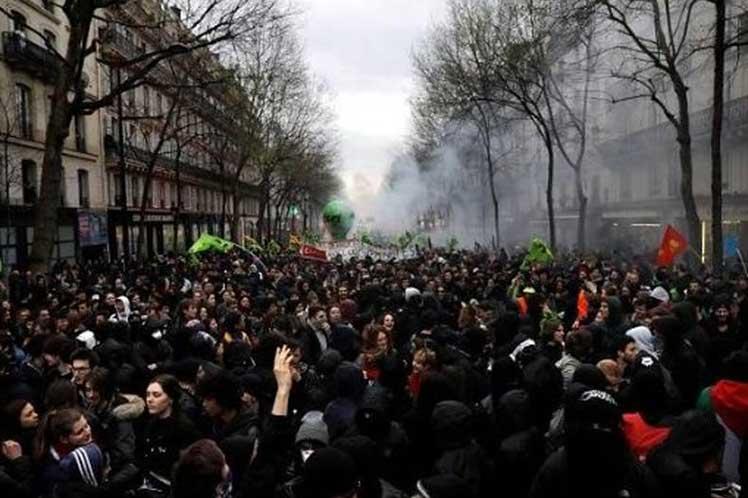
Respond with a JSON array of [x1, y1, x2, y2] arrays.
[[0, 0, 262, 266], [98, 1, 261, 258], [0, 0, 104, 265]]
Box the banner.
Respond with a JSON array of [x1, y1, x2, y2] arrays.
[[78, 210, 108, 247], [299, 244, 328, 262], [656, 225, 688, 266]]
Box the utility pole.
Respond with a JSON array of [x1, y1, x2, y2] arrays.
[[116, 68, 129, 265]]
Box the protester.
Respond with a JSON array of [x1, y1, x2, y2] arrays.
[[0, 245, 741, 498]]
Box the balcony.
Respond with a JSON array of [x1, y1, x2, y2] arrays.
[[100, 28, 145, 65], [2, 32, 60, 83]]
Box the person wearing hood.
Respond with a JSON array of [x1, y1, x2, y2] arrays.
[[601, 296, 630, 337], [672, 301, 710, 363], [626, 326, 657, 359], [402, 371, 457, 484], [430, 400, 493, 497], [293, 447, 360, 498], [652, 315, 706, 410], [333, 435, 407, 498], [697, 350, 748, 487], [324, 362, 367, 440], [531, 389, 661, 498], [493, 388, 546, 498], [109, 296, 131, 323], [622, 367, 675, 462], [647, 410, 726, 498]]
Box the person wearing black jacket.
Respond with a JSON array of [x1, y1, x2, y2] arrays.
[[198, 370, 260, 444], [647, 410, 726, 498], [530, 389, 661, 498], [140, 374, 200, 496], [653, 315, 706, 410]]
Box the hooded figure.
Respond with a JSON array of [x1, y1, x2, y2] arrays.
[[109, 296, 131, 323], [626, 327, 658, 358], [647, 410, 725, 498], [494, 389, 546, 498], [323, 362, 366, 439], [697, 350, 748, 484], [652, 315, 705, 409], [431, 400, 493, 497], [297, 447, 359, 498], [530, 389, 660, 498], [671, 302, 710, 360], [604, 296, 629, 337]]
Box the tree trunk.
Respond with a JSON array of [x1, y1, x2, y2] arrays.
[[29, 9, 92, 271], [172, 152, 182, 253], [475, 104, 500, 249], [220, 162, 227, 238], [575, 167, 588, 251], [711, 0, 726, 275], [674, 87, 701, 256], [544, 134, 557, 252], [29, 98, 72, 271], [231, 186, 240, 242]]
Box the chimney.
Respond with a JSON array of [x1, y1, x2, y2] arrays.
[[170, 6, 181, 19]]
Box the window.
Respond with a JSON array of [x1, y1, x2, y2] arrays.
[[156, 94, 163, 115], [74, 114, 86, 152], [11, 11, 27, 34], [21, 160, 36, 204], [158, 181, 166, 208], [130, 176, 140, 206], [15, 84, 33, 140], [77, 169, 89, 207], [143, 86, 150, 115], [111, 173, 123, 206], [620, 171, 631, 201], [648, 165, 661, 197]]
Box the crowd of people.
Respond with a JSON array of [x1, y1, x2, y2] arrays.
[[0, 247, 745, 498]]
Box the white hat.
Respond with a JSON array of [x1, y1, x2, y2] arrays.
[[76, 330, 97, 350], [404, 287, 421, 302], [649, 286, 670, 303]]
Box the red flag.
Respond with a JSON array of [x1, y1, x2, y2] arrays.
[[656, 225, 688, 266], [577, 289, 589, 321]]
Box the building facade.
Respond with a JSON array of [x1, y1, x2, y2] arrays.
[[0, 0, 262, 267], [0, 0, 104, 266]]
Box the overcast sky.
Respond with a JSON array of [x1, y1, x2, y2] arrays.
[[298, 0, 447, 206]]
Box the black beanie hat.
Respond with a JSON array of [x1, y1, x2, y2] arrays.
[[301, 447, 358, 498], [565, 389, 621, 432]]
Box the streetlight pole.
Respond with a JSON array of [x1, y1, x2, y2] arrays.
[[116, 67, 129, 265]]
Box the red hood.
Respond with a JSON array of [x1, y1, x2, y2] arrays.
[[711, 380, 748, 437]]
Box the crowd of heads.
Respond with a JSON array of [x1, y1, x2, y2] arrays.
[[0, 248, 745, 498]]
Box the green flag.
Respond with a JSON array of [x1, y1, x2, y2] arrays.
[[522, 238, 553, 268], [188, 234, 234, 255]]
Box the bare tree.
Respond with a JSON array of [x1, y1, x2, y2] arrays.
[[586, 0, 702, 252], [0, 0, 278, 270]]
